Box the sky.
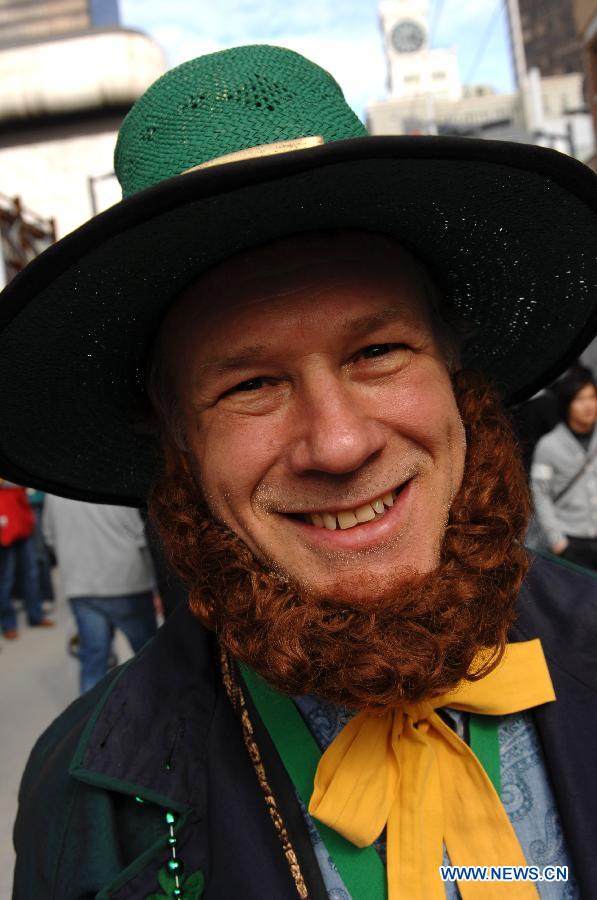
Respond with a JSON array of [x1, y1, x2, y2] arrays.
[[119, 0, 515, 123]]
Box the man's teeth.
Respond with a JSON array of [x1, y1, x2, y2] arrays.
[[307, 490, 397, 530]]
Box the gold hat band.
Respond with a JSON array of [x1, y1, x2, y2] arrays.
[[181, 135, 325, 174]]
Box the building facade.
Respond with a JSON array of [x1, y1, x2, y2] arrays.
[[0, 1, 165, 257], [0, 0, 120, 46], [378, 0, 461, 102], [572, 0, 597, 168], [368, 0, 595, 162], [369, 0, 523, 137], [518, 0, 584, 77]]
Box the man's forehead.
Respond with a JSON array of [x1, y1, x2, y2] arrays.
[[165, 230, 434, 329], [205, 231, 422, 286]]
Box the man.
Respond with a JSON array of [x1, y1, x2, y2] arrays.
[[4, 45, 597, 899], [42, 496, 158, 693]]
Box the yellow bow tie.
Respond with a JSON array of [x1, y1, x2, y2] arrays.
[[309, 640, 555, 900]]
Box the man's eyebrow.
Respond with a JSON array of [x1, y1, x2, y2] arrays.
[[340, 307, 412, 336], [195, 344, 269, 377]]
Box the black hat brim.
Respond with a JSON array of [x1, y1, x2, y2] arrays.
[[0, 135, 596, 505]]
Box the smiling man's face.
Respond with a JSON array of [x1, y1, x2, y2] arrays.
[[162, 232, 466, 600]]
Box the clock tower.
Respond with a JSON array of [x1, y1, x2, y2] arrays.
[[379, 0, 461, 101]]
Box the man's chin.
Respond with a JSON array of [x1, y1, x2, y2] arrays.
[[293, 567, 426, 607], [264, 547, 437, 607]]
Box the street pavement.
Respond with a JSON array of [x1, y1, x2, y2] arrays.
[[0, 592, 134, 899]]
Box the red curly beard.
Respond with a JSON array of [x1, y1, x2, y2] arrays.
[[149, 369, 530, 710]]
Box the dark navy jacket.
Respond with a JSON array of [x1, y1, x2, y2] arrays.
[[12, 554, 597, 899]]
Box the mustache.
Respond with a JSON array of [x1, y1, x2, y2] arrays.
[[252, 461, 425, 514]]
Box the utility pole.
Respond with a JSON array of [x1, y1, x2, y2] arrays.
[[505, 0, 528, 90]]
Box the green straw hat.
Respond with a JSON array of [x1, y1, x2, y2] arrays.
[[0, 43, 595, 505]]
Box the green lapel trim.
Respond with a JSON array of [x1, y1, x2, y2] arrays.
[[240, 663, 387, 900], [71, 764, 191, 815], [469, 714, 501, 795]]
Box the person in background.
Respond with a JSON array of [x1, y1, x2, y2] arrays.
[[0, 481, 53, 639], [531, 364, 597, 569], [26, 489, 55, 608], [42, 496, 159, 693]]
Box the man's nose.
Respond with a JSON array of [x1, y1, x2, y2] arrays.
[[287, 375, 387, 475]]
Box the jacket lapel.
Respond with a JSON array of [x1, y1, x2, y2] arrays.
[[68, 603, 326, 899], [67, 606, 215, 898]]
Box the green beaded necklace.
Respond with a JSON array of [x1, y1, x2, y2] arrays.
[[165, 810, 184, 897], [134, 799, 204, 900]]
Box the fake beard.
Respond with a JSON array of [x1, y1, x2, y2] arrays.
[[149, 370, 531, 710]]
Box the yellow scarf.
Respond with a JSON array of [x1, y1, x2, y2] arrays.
[[309, 640, 555, 899]]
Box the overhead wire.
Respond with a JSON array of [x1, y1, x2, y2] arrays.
[[397, 0, 509, 135], [463, 0, 505, 85]]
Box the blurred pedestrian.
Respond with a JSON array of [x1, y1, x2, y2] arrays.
[[530, 365, 597, 568], [26, 489, 55, 607], [42, 497, 158, 693], [0, 480, 53, 638]]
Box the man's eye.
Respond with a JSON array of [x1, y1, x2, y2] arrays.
[[225, 377, 266, 395], [357, 343, 401, 359]]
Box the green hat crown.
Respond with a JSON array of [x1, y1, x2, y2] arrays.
[[114, 44, 367, 198]]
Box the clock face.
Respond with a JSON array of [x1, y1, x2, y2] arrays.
[[391, 19, 425, 53]]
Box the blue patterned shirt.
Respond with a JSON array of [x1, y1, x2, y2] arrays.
[[293, 696, 579, 899]]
